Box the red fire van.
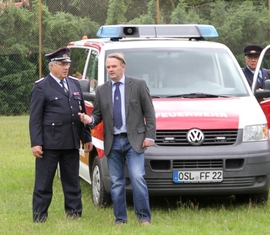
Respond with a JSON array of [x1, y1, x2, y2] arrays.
[[67, 24, 270, 206]]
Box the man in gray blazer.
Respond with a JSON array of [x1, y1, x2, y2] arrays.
[[78, 53, 156, 225]]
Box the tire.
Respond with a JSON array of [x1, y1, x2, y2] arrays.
[[235, 191, 269, 205], [250, 191, 269, 204], [91, 156, 111, 207]]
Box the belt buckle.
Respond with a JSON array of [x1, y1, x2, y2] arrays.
[[116, 132, 127, 137], [119, 133, 126, 137]]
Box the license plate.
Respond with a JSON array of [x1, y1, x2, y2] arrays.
[[173, 170, 223, 183]]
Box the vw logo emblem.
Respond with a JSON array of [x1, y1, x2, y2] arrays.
[[187, 129, 204, 146]]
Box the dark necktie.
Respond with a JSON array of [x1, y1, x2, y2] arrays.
[[60, 80, 68, 94], [113, 82, 123, 129], [258, 71, 263, 88]]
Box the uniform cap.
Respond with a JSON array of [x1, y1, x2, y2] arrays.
[[45, 47, 71, 62], [243, 44, 263, 56]]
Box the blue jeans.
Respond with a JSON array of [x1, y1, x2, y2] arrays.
[[107, 136, 151, 224]]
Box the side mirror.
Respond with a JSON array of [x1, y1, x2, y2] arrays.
[[265, 79, 270, 90], [79, 79, 90, 92], [79, 79, 95, 102], [255, 80, 270, 99]]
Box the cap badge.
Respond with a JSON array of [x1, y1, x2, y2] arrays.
[[250, 50, 256, 54], [62, 54, 68, 57]]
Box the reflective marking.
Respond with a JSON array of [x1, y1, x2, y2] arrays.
[[92, 136, 104, 150], [156, 112, 228, 118]]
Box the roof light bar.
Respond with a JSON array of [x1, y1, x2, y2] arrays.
[[96, 24, 219, 39]]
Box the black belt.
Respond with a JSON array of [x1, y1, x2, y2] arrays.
[[114, 133, 128, 137]]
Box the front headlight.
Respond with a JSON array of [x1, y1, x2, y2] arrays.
[[243, 124, 269, 142]]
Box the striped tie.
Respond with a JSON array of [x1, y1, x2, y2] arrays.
[[60, 80, 68, 94]]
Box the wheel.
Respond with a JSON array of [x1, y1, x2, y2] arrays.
[[250, 191, 269, 204], [235, 191, 269, 204], [91, 156, 111, 207]]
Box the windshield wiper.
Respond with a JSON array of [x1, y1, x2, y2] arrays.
[[166, 93, 229, 98]]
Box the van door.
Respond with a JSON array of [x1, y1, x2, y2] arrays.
[[260, 100, 270, 128], [252, 45, 270, 128]]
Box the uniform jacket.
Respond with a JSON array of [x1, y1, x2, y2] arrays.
[[29, 74, 91, 149], [90, 76, 156, 156], [242, 66, 270, 89]]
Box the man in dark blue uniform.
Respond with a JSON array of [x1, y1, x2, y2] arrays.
[[29, 47, 92, 223], [242, 44, 270, 89]]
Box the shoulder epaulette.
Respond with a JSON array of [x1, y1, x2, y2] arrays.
[[35, 77, 45, 83], [69, 75, 79, 81]]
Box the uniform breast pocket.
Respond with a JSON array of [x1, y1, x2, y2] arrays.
[[73, 95, 82, 100], [48, 96, 62, 107], [43, 120, 62, 141]]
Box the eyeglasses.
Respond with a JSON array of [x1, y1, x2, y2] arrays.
[[54, 62, 71, 68]]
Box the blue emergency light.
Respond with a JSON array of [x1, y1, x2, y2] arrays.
[[96, 24, 219, 40]]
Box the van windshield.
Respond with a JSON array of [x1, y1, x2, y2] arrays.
[[106, 48, 249, 97]]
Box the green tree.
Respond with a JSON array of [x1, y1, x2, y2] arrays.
[[125, 0, 148, 19], [106, 0, 127, 24], [69, 0, 109, 25], [128, 0, 156, 24], [0, 54, 36, 115], [0, 1, 100, 115], [207, 1, 268, 65], [38, 0, 109, 24], [171, 0, 205, 24], [0, 5, 37, 55], [0, 5, 37, 115], [44, 11, 99, 49]]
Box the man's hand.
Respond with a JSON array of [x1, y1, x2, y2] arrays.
[[78, 113, 92, 124], [84, 142, 93, 152], [32, 145, 43, 158], [142, 139, 155, 148]]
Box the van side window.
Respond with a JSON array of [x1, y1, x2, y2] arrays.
[[86, 50, 98, 93], [69, 48, 88, 80]]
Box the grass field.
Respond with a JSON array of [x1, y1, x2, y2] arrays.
[[0, 115, 270, 235]]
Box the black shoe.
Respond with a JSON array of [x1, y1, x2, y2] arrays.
[[66, 212, 81, 220], [33, 216, 47, 223]]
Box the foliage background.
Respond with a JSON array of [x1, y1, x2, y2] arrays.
[[0, 0, 270, 115]]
